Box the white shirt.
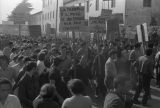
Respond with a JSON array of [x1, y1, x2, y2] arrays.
[[0, 95, 22, 108], [37, 60, 45, 74], [10, 53, 16, 61], [62, 95, 92, 108], [0, 50, 3, 55], [105, 57, 117, 78]]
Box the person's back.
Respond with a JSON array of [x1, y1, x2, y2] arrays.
[[104, 92, 124, 108], [138, 55, 153, 77], [103, 75, 133, 108], [62, 79, 92, 108], [33, 84, 60, 108], [35, 99, 59, 108], [62, 95, 92, 108]]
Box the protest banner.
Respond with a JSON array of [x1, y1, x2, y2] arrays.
[[137, 25, 143, 42], [100, 9, 112, 20], [125, 26, 136, 39], [136, 23, 149, 42], [119, 24, 125, 37], [28, 25, 41, 39], [106, 18, 120, 40], [89, 17, 106, 33], [111, 13, 124, 24], [60, 20, 88, 32], [142, 23, 149, 41], [60, 6, 87, 32]]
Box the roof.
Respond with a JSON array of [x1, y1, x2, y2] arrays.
[[31, 11, 42, 16], [63, 0, 85, 5]]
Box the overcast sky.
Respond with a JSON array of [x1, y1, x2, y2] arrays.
[[0, 0, 42, 22]]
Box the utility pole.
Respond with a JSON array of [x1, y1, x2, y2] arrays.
[[55, 0, 58, 38], [19, 24, 21, 37], [108, 0, 110, 10]]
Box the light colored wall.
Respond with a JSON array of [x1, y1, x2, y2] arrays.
[[29, 12, 43, 32], [42, 0, 63, 34], [125, 0, 152, 27], [125, 0, 160, 27]]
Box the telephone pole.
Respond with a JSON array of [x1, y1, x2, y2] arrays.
[[55, 0, 58, 38]]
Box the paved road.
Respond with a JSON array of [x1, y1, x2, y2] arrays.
[[90, 80, 160, 108]]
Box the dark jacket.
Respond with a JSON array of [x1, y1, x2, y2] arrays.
[[34, 99, 60, 108], [18, 73, 40, 108], [104, 92, 125, 108], [138, 55, 154, 78]]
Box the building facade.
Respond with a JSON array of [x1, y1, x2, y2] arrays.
[[125, 0, 160, 27], [42, 0, 63, 35], [29, 11, 42, 26], [64, 0, 160, 27]]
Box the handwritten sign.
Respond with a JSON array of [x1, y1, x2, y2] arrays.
[[89, 17, 106, 33], [60, 6, 86, 31]]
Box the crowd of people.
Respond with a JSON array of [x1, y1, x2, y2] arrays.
[[0, 31, 159, 108]]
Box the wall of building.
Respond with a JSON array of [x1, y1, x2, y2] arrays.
[[29, 12, 42, 25], [42, 0, 63, 35], [64, 0, 125, 20], [151, 0, 160, 25], [29, 12, 43, 33], [40, 0, 160, 35], [125, 0, 160, 27], [125, 0, 152, 27]]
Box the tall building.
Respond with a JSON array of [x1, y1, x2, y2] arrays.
[[42, 0, 63, 35]]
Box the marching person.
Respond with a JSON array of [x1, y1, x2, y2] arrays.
[[129, 43, 143, 89], [18, 61, 40, 108], [104, 50, 117, 92], [62, 79, 92, 108], [0, 78, 22, 108], [33, 84, 60, 108], [3, 41, 13, 59], [92, 44, 108, 97], [133, 48, 154, 106], [0, 55, 17, 83]]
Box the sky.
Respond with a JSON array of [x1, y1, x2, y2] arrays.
[[0, 0, 42, 22]]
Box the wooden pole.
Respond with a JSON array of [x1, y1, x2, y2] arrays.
[[55, 0, 58, 39]]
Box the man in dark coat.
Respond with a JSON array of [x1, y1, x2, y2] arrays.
[[92, 44, 108, 97], [18, 61, 40, 108]]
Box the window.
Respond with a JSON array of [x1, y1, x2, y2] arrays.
[[111, 0, 116, 8], [87, 1, 89, 12], [143, 0, 151, 7], [96, 0, 99, 11]]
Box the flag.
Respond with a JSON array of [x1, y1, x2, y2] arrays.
[[136, 23, 149, 42], [142, 23, 149, 41]]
